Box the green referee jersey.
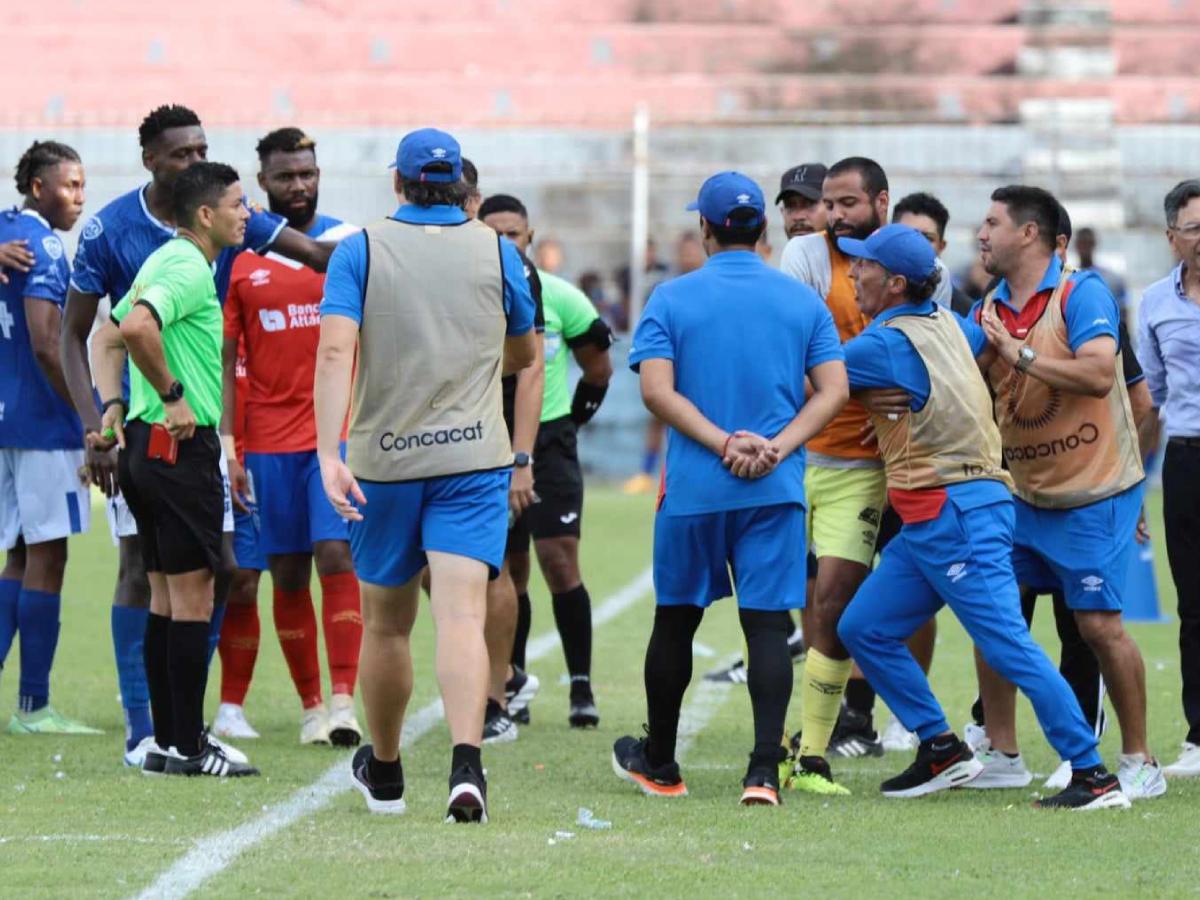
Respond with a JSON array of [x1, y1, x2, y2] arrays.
[[538, 269, 601, 422], [110, 238, 223, 428]]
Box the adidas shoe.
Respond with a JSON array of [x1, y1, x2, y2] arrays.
[[351, 745, 406, 815], [881, 735, 982, 798], [328, 694, 363, 748], [1035, 769, 1131, 811], [445, 765, 488, 824], [881, 716, 918, 753], [505, 666, 540, 717], [1116, 754, 1167, 800], [787, 627, 806, 663], [512, 706, 530, 725], [964, 748, 1033, 789], [611, 734, 688, 797], [141, 744, 181, 776], [204, 728, 250, 765], [212, 703, 260, 740], [124, 735, 161, 769], [164, 739, 259, 777], [828, 707, 883, 758], [703, 659, 749, 684], [483, 699, 518, 745]]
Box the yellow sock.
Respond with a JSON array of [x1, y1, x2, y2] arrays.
[[798, 648, 853, 759]]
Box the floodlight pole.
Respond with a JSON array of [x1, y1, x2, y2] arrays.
[[628, 103, 650, 330]]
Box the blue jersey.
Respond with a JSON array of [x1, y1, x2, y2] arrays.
[[71, 184, 286, 306], [0, 208, 84, 449], [629, 249, 844, 516]]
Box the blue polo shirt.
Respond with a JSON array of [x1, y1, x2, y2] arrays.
[[320, 204, 535, 335], [629, 249, 843, 516]]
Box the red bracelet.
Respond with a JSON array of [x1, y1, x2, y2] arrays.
[[722, 432, 735, 458]]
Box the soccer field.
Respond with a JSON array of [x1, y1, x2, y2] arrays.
[[0, 487, 1196, 899]]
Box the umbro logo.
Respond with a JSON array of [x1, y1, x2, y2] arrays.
[[249, 268, 271, 287], [736, 193, 751, 204], [1082, 575, 1104, 592], [560, 512, 579, 525], [946, 563, 967, 583], [431, 147, 447, 159]]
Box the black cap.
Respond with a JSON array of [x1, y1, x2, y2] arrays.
[[775, 163, 826, 204]]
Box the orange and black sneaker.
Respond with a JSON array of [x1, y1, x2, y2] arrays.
[[740, 763, 781, 806], [612, 734, 688, 798], [1035, 768, 1131, 811]]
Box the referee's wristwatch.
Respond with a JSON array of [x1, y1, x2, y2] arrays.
[[513, 452, 533, 468], [1014, 346, 1038, 373], [159, 381, 186, 404]]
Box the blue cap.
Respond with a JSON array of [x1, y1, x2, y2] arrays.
[[686, 171, 766, 228], [393, 128, 462, 183], [837, 223, 937, 282]]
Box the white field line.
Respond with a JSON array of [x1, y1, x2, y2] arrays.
[[135, 565, 654, 900], [674, 653, 741, 762]]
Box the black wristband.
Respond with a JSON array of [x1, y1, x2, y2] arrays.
[[101, 398, 126, 413], [571, 380, 608, 426]]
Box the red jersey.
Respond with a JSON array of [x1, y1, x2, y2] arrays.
[[224, 234, 343, 454]]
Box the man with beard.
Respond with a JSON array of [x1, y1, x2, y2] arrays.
[[214, 128, 363, 747], [778, 157, 952, 793], [776, 163, 828, 241]]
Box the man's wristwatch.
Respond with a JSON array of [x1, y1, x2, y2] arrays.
[[514, 452, 533, 468], [159, 381, 185, 404], [1015, 346, 1038, 373]]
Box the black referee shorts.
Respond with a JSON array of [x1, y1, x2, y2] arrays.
[[118, 421, 224, 576], [507, 416, 584, 555]]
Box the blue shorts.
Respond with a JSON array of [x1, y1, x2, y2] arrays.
[[652, 502, 807, 611], [232, 507, 266, 571], [348, 469, 511, 587], [1011, 481, 1144, 612], [244, 449, 350, 556]]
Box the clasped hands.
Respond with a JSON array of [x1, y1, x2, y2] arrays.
[[721, 430, 781, 479]]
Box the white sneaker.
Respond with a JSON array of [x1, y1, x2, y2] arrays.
[[206, 731, 251, 765], [1117, 753, 1168, 800], [963, 722, 991, 753], [300, 706, 331, 745], [124, 736, 160, 769], [964, 749, 1033, 789], [881, 717, 918, 752], [1163, 742, 1200, 778], [1044, 760, 1072, 790], [327, 694, 362, 748], [212, 703, 260, 740]]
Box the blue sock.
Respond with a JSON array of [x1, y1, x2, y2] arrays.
[[206, 602, 227, 670], [111, 605, 152, 750], [0, 578, 20, 669], [17, 589, 60, 713], [641, 449, 660, 476]]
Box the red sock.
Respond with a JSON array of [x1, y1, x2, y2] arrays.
[[218, 602, 260, 706], [273, 587, 322, 709], [320, 571, 362, 697]]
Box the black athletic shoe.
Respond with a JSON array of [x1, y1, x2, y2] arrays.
[[703, 659, 749, 684], [741, 757, 782, 806], [163, 739, 259, 778], [351, 745, 406, 814], [881, 735, 982, 798], [141, 745, 174, 777], [445, 765, 488, 823], [505, 666, 540, 717], [828, 706, 885, 759], [611, 734, 688, 797], [569, 685, 600, 729], [1035, 769, 1131, 811], [482, 699, 518, 745], [512, 706, 530, 725], [787, 627, 806, 662]]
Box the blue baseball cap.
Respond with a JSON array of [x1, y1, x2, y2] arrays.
[[392, 128, 462, 183], [837, 223, 937, 282], [685, 171, 766, 227]]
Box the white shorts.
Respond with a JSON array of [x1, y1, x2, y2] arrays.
[[108, 439, 235, 544], [0, 447, 91, 547]]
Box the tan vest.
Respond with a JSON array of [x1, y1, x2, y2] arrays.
[[346, 217, 513, 482], [872, 309, 1014, 493], [982, 268, 1143, 509]]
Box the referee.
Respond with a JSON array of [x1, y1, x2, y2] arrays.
[[316, 129, 537, 823], [91, 161, 258, 778]]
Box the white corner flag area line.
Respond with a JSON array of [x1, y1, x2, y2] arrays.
[[136, 566, 654, 900], [675, 654, 740, 762]]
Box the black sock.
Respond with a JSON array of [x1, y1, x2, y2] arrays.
[[970, 695, 986, 727], [451, 742, 482, 777], [844, 677, 876, 718], [144, 612, 173, 750], [552, 585, 592, 685], [369, 753, 402, 785], [512, 592, 531, 669], [168, 620, 209, 758], [739, 608, 793, 765], [922, 733, 962, 757], [644, 604, 703, 767]]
